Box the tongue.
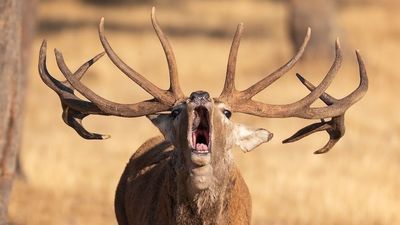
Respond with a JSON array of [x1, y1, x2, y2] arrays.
[[195, 143, 209, 152]]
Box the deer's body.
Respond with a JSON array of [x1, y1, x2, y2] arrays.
[[115, 136, 251, 225], [39, 7, 368, 225]]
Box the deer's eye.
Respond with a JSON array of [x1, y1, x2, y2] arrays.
[[223, 109, 232, 119], [171, 108, 181, 118]]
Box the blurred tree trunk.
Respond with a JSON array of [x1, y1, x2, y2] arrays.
[[0, 0, 30, 223], [15, 0, 37, 180], [288, 0, 338, 61]]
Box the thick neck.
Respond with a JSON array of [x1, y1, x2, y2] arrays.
[[172, 147, 235, 224]]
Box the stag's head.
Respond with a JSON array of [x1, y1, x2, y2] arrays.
[[147, 89, 273, 191], [38, 8, 367, 192]]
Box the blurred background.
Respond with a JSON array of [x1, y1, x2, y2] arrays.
[[6, 0, 400, 224]]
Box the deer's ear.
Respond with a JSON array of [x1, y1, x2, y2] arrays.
[[233, 124, 273, 152], [147, 114, 173, 142]]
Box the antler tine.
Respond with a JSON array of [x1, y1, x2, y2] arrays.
[[39, 40, 104, 113], [282, 49, 368, 154], [284, 38, 342, 116], [225, 40, 342, 119], [295, 49, 368, 118], [340, 50, 368, 103], [57, 51, 113, 140], [284, 119, 342, 154], [98, 17, 176, 105], [151, 7, 184, 99], [39, 40, 111, 139], [220, 23, 244, 99], [74, 51, 106, 81], [63, 108, 111, 140], [54, 49, 171, 117], [295, 73, 338, 104], [39, 40, 71, 93], [282, 76, 345, 153], [241, 27, 311, 99], [283, 73, 345, 153], [283, 120, 333, 143]]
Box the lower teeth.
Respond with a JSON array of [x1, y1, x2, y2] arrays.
[[195, 143, 208, 152]]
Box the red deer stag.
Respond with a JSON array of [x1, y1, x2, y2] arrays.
[[38, 7, 368, 225]]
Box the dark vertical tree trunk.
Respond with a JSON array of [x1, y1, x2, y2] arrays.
[[0, 0, 25, 224], [288, 0, 338, 61], [14, 0, 37, 180]]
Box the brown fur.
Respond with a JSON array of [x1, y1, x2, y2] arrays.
[[115, 136, 251, 225]]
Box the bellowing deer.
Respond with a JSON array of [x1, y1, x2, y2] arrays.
[[38, 7, 368, 225]]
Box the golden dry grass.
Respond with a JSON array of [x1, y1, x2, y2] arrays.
[[9, 0, 400, 224]]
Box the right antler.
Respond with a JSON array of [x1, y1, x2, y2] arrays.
[[218, 25, 368, 153], [38, 7, 184, 139]]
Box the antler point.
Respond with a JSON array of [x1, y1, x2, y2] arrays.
[[151, 6, 156, 18], [102, 134, 111, 139], [53, 48, 61, 55], [237, 22, 244, 32], [295, 73, 307, 84], [92, 52, 106, 63], [335, 38, 341, 48], [313, 149, 326, 154], [40, 40, 48, 52], [99, 17, 105, 33]]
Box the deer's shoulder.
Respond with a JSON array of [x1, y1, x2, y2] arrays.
[[127, 136, 174, 176], [116, 136, 176, 224]]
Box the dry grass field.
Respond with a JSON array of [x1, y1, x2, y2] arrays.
[[8, 0, 400, 224]]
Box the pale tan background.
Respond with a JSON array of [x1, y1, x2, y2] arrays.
[[10, 0, 400, 224]]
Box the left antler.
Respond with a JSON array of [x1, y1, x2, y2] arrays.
[[217, 25, 368, 153], [38, 7, 185, 140]]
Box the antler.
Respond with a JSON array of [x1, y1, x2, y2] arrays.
[[218, 25, 368, 153], [38, 7, 184, 139]]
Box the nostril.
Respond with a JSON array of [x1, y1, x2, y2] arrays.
[[201, 92, 210, 100], [190, 91, 210, 101]]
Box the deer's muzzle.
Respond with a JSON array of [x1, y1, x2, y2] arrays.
[[187, 91, 213, 164]]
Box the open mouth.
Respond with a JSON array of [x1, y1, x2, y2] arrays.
[[191, 106, 211, 154]]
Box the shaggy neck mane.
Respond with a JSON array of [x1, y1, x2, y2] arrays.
[[171, 149, 235, 224]]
